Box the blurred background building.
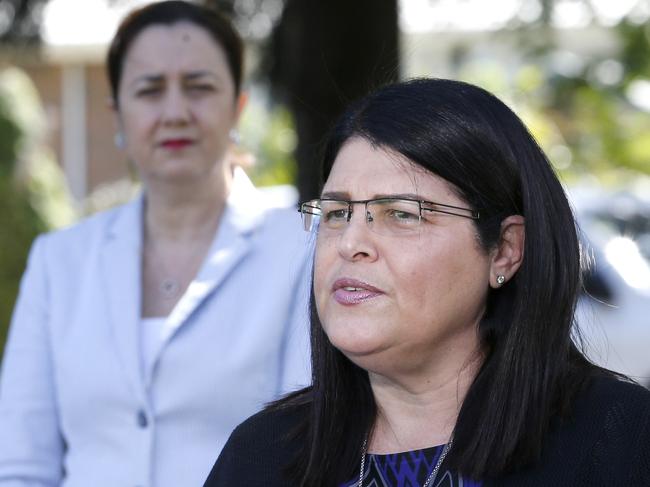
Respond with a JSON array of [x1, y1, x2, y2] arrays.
[[0, 0, 649, 383]]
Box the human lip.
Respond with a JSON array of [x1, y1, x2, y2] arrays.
[[331, 278, 384, 305], [160, 138, 194, 149]]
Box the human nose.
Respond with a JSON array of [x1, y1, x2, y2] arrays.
[[335, 205, 378, 262], [161, 86, 191, 125]]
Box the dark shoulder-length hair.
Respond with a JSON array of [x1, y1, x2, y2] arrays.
[[274, 78, 601, 485]]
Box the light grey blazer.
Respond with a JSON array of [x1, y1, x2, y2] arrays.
[[0, 171, 313, 487]]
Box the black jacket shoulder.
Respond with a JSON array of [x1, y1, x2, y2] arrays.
[[203, 402, 307, 486], [205, 377, 650, 487], [492, 375, 650, 486]]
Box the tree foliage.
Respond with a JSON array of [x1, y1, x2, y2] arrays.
[[0, 67, 73, 359], [0, 77, 45, 356], [441, 1, 650, 181], [542, 21, 650, 179]]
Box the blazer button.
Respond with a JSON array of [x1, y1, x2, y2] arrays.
[[136, 409, 148, 428]]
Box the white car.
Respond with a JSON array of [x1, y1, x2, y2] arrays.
[[570, 184, 650, 387]]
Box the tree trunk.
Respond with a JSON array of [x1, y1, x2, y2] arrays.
[[268, 0, 399, 201]]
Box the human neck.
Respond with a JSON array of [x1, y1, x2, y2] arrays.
[[367, 348, 482, 454], [144, 166, 232, 243]]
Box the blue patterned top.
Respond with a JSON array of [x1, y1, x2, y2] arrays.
[[340, 444, 482, 487]]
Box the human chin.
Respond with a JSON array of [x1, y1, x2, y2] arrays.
[[154, 151, 215, 177], [320, 305, 392, 358], [155, 159, 203, 179]]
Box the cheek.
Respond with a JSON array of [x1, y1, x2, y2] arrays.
[[390, 255, 433, 314], [198, 98, 237, 127], [121, 108, 156, 140], [394, 239, 487, 318], [313, 238, 334, 311]]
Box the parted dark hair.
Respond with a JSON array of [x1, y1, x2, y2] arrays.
[[106, 0, 243, 105], [274, 78, 607, 485]]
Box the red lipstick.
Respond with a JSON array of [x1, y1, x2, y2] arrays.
[[161, 138, 193, 149]]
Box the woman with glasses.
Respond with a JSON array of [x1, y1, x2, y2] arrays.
[[204, 78, 650, 486], [0, 2, 311, 486]]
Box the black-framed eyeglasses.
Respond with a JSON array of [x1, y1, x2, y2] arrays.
[[298, 197, 480, 236]]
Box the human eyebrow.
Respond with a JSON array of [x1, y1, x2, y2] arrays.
[[129, 75, 164, 89], [183, 71, 221, 82], [372, 193, 428, 201], [319, 192, 434, 201], [320, 191, 350, 200]]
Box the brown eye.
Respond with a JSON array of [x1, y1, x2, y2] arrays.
[[386, 209, 419, 224], [324, 209, 348, 222]]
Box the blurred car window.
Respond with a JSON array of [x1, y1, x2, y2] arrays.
[[570, 184, 650, 388]]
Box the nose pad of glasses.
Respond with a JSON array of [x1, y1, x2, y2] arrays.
[[366, 211, 374, 223]]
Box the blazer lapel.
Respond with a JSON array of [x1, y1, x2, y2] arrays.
[[101, 196, 146, 402], [160, 169, 263, 344]]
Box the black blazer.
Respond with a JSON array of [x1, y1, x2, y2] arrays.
[[204, 376, 650, 486]]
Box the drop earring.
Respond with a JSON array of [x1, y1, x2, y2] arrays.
[[114, 132, 126, 149], [228, 128, 241, 145]]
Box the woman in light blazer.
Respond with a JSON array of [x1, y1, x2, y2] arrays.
[[0, 2, 311, 487]]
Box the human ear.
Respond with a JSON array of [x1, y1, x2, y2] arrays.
[[233, 91, 248, 124], [108, 98, 126, 150], [489, 215, 525, 288]]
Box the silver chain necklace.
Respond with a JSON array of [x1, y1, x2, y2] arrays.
[[357, 437, 453, 487], [147, 244, 183, 300], [159, 277, 181, 300]]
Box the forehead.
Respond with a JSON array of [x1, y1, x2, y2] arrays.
[[121, 22, 229, 81], [323, 138, 459, 202]]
